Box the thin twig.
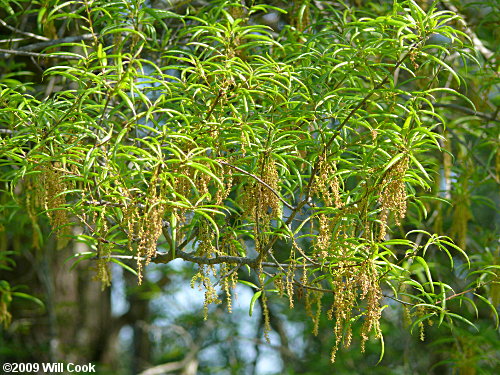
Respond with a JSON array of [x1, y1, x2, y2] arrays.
[[217, 160, 295, 210], [205, 89, 224, 120], [17, 34, 94, 52], [0, 19, 50, 41], [262, 269, 333, 294], [91, 254, 138, 261], [384, 294, 416, 306], [433, 102, 499, 123], [214, 264, 240, 286], [0, 48, 83, 60], [154, 249, 258, 266], [85, 199, 149, 209], [436, 280, 493, 305]]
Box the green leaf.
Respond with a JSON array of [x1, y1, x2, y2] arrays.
[[376, 327, 385, 365], [445, 312, 478, 331], [249, 291, 262, 317], [473, 293, 499, 329], [238, 280, 258, 289], [109, 258, 138, 276], [414, 256, 434, 293], [420, 52, 461, 86], [11, 292, 45, 310], [409, 153, 430, 180], [382, 153, 405, 174], [438, 282, 446, 326], [66, 252, 95, 271]]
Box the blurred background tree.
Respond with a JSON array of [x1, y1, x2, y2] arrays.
[[0, 0, 498, 374]]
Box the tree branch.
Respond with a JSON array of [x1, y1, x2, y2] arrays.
[[436, 280, 494, 305], [0, 48, 83, 60], [17, 34, 94, 52], [217, 160, 295, 210], [433, 102, 499, 123], [154, 249, 258, 266], [399, 93, 500, 123], [0, 19, 50, 41], [247, 40, 425, 269]]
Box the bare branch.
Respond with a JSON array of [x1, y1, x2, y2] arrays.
[[18, 34, 94, 52], [0, 48, 83, 60], [436, 280, 494, 305], [154, 249, 258, 266], [384, 294, 416, 306], [0, 19, 50, 41], [433, 102, 499, 123]]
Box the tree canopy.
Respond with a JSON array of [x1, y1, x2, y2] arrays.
[[1, 0, 499, 373]]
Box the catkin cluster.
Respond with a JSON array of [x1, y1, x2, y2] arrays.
[[311, 155, 344, 257], [95, 240, 112, 289], [241, 155, 281, 249], [191, 265, 221, 320], [215, 162, 233, 206], [186, 161, 237, 315], [327, 260, 382, 362], [135, 169, 167, 284], [378, 156, 409, 240], [359, 261, 382, 352], [29, 162, 71, 246], [312, 155, 343, 209], [197, 219, 217, 257], [305, 289, 323, 336]]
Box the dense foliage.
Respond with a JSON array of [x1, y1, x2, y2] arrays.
[[1, 0, 498, 373]]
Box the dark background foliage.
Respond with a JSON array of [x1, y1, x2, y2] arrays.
[[1, 1, 498, 374]]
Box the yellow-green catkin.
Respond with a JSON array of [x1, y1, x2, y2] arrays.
[[262, 291, 271, 343], [136, 168, 167, 284], [378, 156, 409, 241], [241, 155, 281, 254], [31, 163, 71, 247]]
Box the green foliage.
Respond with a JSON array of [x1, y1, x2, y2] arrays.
[[0, 0, 498, 371]]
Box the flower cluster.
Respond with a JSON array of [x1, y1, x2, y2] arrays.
[[136, 169, 168, 284], [241, 155, 281, 250], [328, 260, 382, 362], [30, 162, 71, 247], [378, 156, 409, 240]]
